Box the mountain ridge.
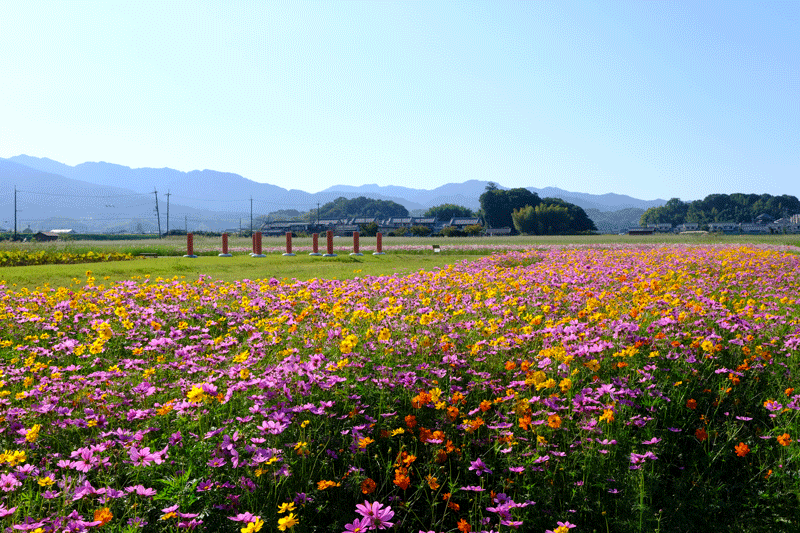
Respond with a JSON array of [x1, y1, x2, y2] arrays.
[[2, 155, 665, 232]]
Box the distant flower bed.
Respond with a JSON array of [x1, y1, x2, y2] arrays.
[[0, 250, 137, 267]]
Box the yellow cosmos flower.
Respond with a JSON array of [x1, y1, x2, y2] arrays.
[[241, 518, 264, 533], [278, 502, 296, 514], [277, 513, 298, 531]]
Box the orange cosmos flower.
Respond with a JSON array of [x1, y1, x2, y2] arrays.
[[695, 428, 708, 442], [686, 398, 697, 410], [93, 507, 113, 526], [465, 417, 484, 433], [393, 469, 410, 490], [457, 518, 472, 532], [447, 406, 460, 421], [435, 448, 448, 463], [777, 433, 792, 446], [411, 391, 431, 408], [418, 427, 433, 443], [360, 478, 376, 494], [735, 442, 750, 457], [547, 414, 562, 429]]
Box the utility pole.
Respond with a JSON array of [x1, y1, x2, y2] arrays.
[[250, 197, 253, 234], [13, 186, 18, 240], [185, 215, 188, 233], [317, 202, 320, 225], [153, 189, 162, 237], [165, 191, 171, 235]]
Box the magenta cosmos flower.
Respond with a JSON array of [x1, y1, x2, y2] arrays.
[[354, 500, 395, 530]]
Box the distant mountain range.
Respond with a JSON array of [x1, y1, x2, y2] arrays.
[[1, 155, 665, 233]]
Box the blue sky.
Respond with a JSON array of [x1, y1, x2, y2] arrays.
[[1, 1, 797, 200]]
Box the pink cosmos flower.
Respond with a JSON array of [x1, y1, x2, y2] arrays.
[[354, 500, 395, 530], [129, 445, 168, 467]]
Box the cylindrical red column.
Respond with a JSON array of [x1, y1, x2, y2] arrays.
[[326, 230, 334, 255], [256, 231, 262, 255], [187, 233, 194, 256], [251, 233, 256, 254], [373, 231, 385, 255], [313, 233, 319, 253], [222, 233, 229, 254], [352, 231, 359, 254], [285, 232, 293, 255]]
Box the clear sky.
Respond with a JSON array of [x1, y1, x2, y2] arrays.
[[1, 1, 797, 200]]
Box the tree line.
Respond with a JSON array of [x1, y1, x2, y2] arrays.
[[640, 194, 800, 226], [268, 192, 597, 236], [479, 184, 597, 235]]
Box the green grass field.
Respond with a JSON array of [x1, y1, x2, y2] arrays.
[[1, 234, 798, 290], [0, 253, 487, 290]]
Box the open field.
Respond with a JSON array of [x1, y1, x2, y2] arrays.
[[2, 233, 800, 257], [0, 234, 797, 290], [0, 242, 799, 532], [0, 254, 486, 291]]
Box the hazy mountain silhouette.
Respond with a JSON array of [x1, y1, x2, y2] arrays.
[[2, 155, 666, 232]]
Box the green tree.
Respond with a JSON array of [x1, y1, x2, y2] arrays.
[[479, 188, 540, 232], [423, 204, 475, 220], [409, 225, 433, 237], [463, 224, 484, 236], [538, 197, 597, 233], [318, 197, 409, 219], [640, 193, 800, 226], [536, 203, 571, 234], [511, 205, 537, 235], [513, 200, 596, 235], [440, 226, 466, 237], [359, 222, 379, 237]]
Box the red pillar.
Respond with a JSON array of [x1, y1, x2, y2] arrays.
[[219, 233, 232, 257], [251, 233, 256, 254], [309, 232, 322, 255], [324, 230, 336, 256], [350, 231, 363, 256], [183, 233, 197, 257], [256, 231, 262, 255], [283, 232, 295, 256], [373, 232, 385, 255]]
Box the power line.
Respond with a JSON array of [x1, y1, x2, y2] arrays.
[[15, 189, 150, 199]]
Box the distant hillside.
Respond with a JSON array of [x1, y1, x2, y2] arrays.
[[321, 181, 665, 213], [584, 208, 646, 234], [3, 155, 666, 233]]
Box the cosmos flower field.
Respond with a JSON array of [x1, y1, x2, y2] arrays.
[[1, 244, 799, 532]]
